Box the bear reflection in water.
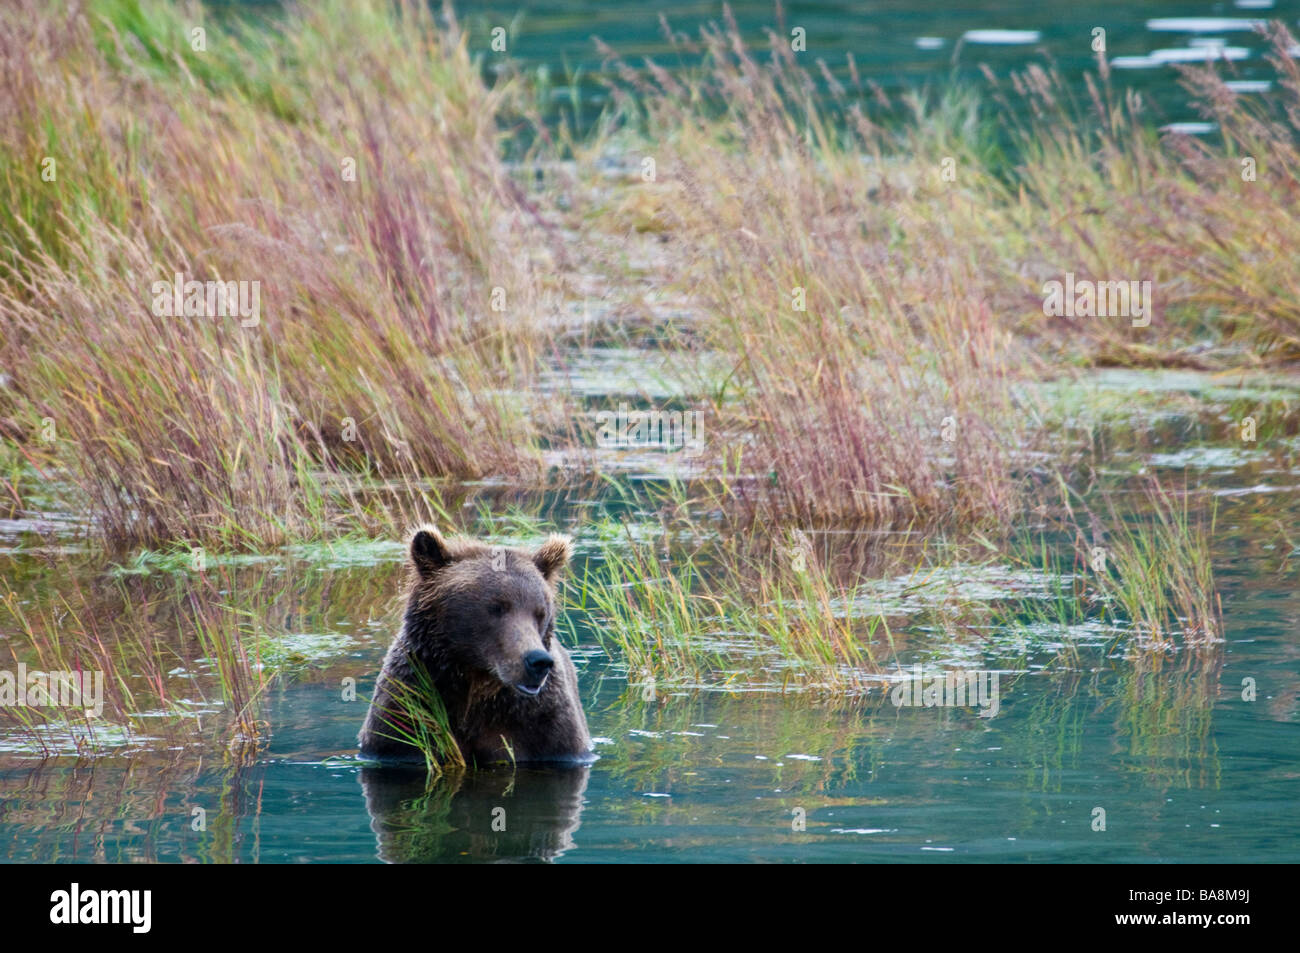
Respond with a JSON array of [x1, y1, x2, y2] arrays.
[[360, 763, 589, 863]]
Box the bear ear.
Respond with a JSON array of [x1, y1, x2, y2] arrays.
[[411, 527, 454, 577], [533, 534, 573, 583]]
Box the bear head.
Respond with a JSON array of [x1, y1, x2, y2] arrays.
[[406, 526, 573, 699]]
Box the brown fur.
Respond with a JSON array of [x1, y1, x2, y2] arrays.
[[358, 526, 593, 765]]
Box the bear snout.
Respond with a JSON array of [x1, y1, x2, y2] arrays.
[[524, 649, 554, 680], [515, 648, 554, 696]]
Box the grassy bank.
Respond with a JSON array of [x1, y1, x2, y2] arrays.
[[4, 2, 1296, 546], [0, 0, 561, 551]]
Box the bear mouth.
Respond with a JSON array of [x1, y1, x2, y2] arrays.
[[513, 675, 548, 697]]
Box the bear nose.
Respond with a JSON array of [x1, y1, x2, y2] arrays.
[[523, 649, 554, 681]]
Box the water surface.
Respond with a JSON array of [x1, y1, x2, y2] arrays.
[[3, 368, 1299, 862]]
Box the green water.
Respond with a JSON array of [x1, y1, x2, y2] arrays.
[[2, 366, 1299, 862], [458, 0, 1300, 132]]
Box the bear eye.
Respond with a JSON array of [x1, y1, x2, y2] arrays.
[[534, 608, 546, 628], [489, 601, 511, 616]]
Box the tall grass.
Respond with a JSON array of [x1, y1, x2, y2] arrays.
[[591, 17, 1037, 526], [0, 0, 561, 551], [985, 24, 1300, 361], [4, 2, 1298, 549], [578, 16, 1300, 523]]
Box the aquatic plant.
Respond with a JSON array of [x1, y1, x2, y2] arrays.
[[0, 555, 402, 751], [572, 518, 897, 691], [367, 655, 466, 776], [1064, 477, 1220, 647]]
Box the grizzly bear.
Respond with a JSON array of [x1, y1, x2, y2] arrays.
[[358, 526, 593, 766]]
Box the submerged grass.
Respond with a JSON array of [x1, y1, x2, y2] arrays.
[[571, 472, 1221, 692], [1065, 477, 1221, 648], [0, 556, 403, 752], [369, 655, 466, 776], [574, 518, 897, 693]]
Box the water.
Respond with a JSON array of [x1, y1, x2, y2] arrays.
[[3, 366, 1299, 862], [457, 0, 1300, 132], [4, 612, 1296, 862]]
